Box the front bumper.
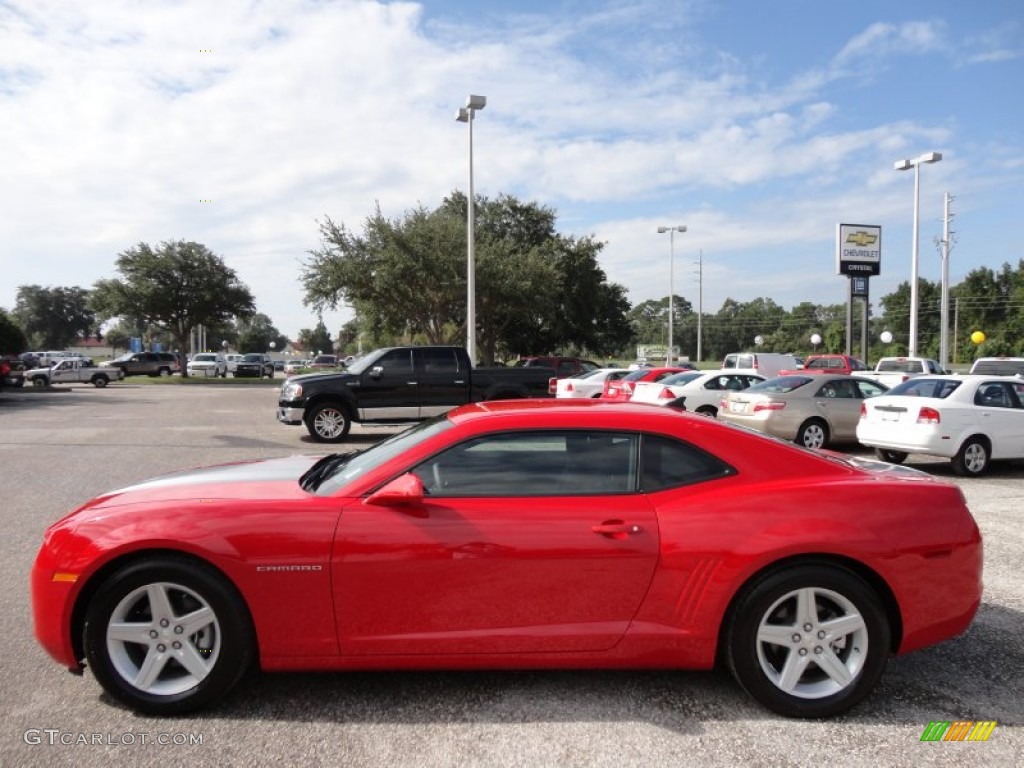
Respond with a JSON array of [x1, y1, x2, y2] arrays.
[[277, 406, 304, 424]]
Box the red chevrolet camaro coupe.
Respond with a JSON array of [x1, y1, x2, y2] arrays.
[[32, 400, 982, 718]]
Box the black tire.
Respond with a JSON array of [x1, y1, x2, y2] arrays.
[[695, 405, 717, 418], [873, 448, 908, 464], [796, 419, 829, 449], [158, 367, 171, 377], [92, 376, 109, 388], [305, 402, 352, 442], [725, 564, 890, 718], [32, 376, 48, 388], [952, 436, 990, 477], [83, 556, 254, 715]]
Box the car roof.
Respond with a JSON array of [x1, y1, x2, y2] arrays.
[[446, 398, 692, 427]]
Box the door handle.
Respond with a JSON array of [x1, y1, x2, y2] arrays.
[[406, 381, 418, 386], [592, 522, 643, 536], [454, 379, 465, 385]]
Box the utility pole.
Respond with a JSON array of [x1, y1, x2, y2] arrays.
[[936, 193, 955, 370]]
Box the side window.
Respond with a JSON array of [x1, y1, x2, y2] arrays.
[[376, 349, 413, 375], [640, 434, 734, 491], [557, 361, 576, 376], [411, 431, 638, 497], [855, 380, 887, 399], [419, 348, 460, 374], [975, 382, 1015, 409]]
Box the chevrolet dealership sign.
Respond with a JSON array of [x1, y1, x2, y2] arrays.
[[836, 223, 881, 276]]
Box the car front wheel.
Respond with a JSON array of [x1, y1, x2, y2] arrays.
[[83, 557, 254, 715], [305, 402, 352, 442], [726, 564, 890, 718], [952, 436, 990, 477]]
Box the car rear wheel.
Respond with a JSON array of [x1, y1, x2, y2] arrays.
[[92, 376, 108, 388], [952, 436, 990, 477], [158, 367, 171, 377], [796, 419, 829, 449], [83, 557, 254, 715], [873, 448, 908, 464], [306, 402, 352, 442], [726, 564, 889, 718]]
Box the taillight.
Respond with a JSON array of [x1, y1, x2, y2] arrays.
[[917, 407, 941, 424], [622, 382, 633, 394], [859, 403, 867, 419], [753, 400, 785, 412], [548, 377, 557, 395], [565, 382, 574, 392], [659, 387, 674, 399]]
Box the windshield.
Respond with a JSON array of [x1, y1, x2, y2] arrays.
[[747, 376, 812, 394], [242, 354, 262, 362], [313, 415, 454, 495], [887, 378, 962, 398], [661, 372, 704, 386], [193, 354, 217, 362]]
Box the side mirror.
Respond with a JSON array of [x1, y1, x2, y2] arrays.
[[369, 365, 384, 379], [364, 473, 425, 507]]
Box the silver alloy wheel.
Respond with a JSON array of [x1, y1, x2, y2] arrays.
[[754, 586, 868, 699], [963, 442, 987, 473], [798, 422, 827, 449], [106, 582, 221, 696], [313, 407, 347, 439]]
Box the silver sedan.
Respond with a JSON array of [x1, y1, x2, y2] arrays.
[[719, 374, 889, 449]]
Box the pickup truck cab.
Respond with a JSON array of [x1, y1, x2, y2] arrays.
[[858, 357, 945, 388], [25, 358, 124, 388], [278, 345, 554, 442]]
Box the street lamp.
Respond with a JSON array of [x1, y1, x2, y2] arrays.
[[894, 151, 942, 357], [456, 94, 486, 363], [657, 225, 686, 365]]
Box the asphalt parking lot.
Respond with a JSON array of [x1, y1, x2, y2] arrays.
[[1, 383, 1021, 767]]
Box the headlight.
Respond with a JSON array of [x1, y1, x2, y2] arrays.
[[281, 381, 302, 399]]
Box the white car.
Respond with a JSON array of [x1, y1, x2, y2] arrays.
[[857, 374, 1024, 476], [554, 368, 630, 399], [187, 353, 227, 377], [630, 371, 764, 416], [224, 354, 244, 374]]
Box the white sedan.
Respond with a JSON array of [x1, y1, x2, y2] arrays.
[[857, 374, 1024, 476], [554, 368, 630, 398], [630, 371, 763, 416]]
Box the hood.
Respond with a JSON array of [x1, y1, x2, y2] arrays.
[[86, 454, 325, 509]]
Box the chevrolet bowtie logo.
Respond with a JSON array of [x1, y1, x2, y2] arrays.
[[846, 231, 877, 247]]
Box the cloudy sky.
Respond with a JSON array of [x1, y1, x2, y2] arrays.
[[1, 0, 1021, 340]]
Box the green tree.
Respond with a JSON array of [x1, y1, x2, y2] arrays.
[[91, 240, 256, 377], [298, 320, 333, 356], [13, 285, 95, 349], [0, 308, 29, 353], [302, 193, 631, 364], [236, 313, 287, 354]]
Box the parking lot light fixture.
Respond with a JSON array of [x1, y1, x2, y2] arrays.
[[456, 94, 486, 363], [657, 225, 686, 366], [894, 151, 942, 357]]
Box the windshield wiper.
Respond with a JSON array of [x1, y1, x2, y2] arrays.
[[299, 450, 363, 492]]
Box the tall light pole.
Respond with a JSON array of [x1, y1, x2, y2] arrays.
[[657, 225, 686, 365], [696, 249, 703, 364], [455, 94, 486, 363], [894, 151, 941, 357]]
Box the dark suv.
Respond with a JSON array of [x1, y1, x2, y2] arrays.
[[109, 352, 181, 377], [234, 353, 274, 378]]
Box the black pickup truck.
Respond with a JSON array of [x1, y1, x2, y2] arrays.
[[277, 345, 554, 442]]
